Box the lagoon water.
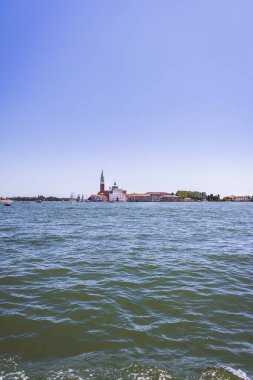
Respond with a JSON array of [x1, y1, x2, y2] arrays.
[[0, 202, 253, 380]]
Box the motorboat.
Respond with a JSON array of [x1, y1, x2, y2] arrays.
[[1, 199, 12, 206]]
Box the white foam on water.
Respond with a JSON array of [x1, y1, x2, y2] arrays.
[[220, 366, 251, 380], [47, 368, 85, 380], [200, 365, 251, 380], [0, 371, 29, 380], [119, 364, 172, 380], [0, 356, 29, 380]]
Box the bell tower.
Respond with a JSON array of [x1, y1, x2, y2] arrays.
[[100, 170, 105, 193]]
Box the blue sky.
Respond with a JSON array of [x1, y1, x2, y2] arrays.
[[1, 0, 253, 197]]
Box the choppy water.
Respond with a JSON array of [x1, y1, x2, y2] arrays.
[[0, 202, 252, 380]]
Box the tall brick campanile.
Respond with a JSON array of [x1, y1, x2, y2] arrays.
[[100, 170, 105, 193]]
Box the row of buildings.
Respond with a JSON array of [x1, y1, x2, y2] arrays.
[[88, 171, 253, 202], [223, 195, 253, 202], [89, 171, 197, 202]]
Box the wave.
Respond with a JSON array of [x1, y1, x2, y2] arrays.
[[0, 357, 251, 380], [200, 365, 251, 380]]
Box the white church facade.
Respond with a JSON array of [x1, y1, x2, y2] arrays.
[[109, 182, 127, 202]]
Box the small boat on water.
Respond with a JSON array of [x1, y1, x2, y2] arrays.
[[68, 193, 77, 204], [1, 199, 12, 206]]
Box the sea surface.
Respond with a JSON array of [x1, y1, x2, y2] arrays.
[[0, 202, 252, 380]]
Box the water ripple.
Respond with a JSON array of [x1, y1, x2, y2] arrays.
[[0, 202, 253, 379]]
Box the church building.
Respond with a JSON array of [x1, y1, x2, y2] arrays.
[[89, 171, 127, 202], [109, 182, 127, 202]]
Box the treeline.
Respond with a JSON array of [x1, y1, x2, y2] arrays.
[[9, 196, 69, 202], [206, 194, 220, 201], [176, 191, 220, 201]]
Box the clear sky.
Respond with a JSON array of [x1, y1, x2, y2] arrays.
[[1, 0, 253, 197]]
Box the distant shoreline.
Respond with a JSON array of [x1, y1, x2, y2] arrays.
[[1, 197, 253, 203]]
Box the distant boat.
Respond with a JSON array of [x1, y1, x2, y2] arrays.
[[68, 193, 77, 204], [1, 199, 12, 206]]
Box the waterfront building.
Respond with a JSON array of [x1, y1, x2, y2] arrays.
[[127, 193, 152, 202], [160, 194, 181, 202], [146, 192, 170, 202], [109, 183, 127, 202], [127, 192, 172, 202], [223, 195, 252, 202]]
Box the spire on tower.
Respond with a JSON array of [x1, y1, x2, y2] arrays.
[[100, 169, 104, 182], [100, 170, 105, 193]]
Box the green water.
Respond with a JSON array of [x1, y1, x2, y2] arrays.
[[0, 202, 252, 379]]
